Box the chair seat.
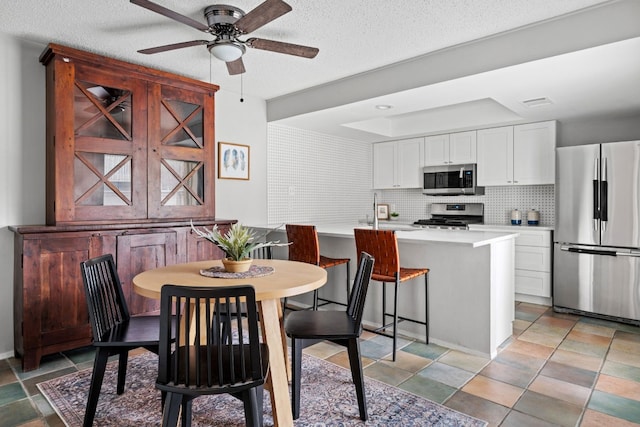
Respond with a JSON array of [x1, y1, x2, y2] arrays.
[[319, 255, 350, 269], [285, 311, 360, 340], [373, 267, 430, 283], [94, 316, 162, 347]]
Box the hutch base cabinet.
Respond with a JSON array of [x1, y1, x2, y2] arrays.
[[11, 221, 232, 371]]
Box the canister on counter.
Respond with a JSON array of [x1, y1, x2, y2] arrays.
[[527, 209, 540, 225], [511, 209, 522, 225]]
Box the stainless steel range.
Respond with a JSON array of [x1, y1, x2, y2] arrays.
[[414, 203, 484, 230]]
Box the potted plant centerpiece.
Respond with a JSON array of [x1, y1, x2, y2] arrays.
[[190, 221, 288, 272], [390, 212, 400, 221]]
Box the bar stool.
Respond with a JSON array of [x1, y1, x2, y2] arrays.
[[284, 224, 351, 311], [353, 228, 429, 361]]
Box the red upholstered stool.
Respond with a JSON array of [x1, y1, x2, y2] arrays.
[[284, 224, 351, 311], [354, 228, 429, 361]]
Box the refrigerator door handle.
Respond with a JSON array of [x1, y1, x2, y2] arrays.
[[601, 157, 608, 232], [593, 157, 600, 230], [561, 245, 617, 256], [617, 251, 640, 257]]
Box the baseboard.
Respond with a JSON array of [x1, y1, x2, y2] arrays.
[[515, 293, 552, 306], [0, 350, 14, 361]]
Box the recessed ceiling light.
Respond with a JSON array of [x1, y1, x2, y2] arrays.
[[375, 104, 393, 110], [521, 97, 553, 107]]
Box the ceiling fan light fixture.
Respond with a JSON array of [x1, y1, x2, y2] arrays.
[[208, 40, 246, 62]]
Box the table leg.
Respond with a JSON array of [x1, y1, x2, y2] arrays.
[[259, 299, 294, 427], [276, 298, 292, 380]]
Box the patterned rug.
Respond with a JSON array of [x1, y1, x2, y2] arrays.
[[38, 351, 487, 426]]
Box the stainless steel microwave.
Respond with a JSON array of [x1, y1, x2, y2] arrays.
[[422, 164, 485, 195]]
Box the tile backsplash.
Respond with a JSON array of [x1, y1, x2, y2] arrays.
[[267, 124, 372, 224], [268, 124, 555, 226], [377, 185, 555, 225]]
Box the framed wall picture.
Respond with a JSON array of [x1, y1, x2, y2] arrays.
[[218, 142, 250, 180], [377, 203, 390, 220]]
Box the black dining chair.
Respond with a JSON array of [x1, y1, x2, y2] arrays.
[[80, 254, 165, 427], [284, 252, 375, 420], [219, 246, 272, 344], [156, 284, 269, 427]]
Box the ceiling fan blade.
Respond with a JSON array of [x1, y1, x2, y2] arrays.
[[130, 0, 210, 32], [226, 58, 246, 75], [234, 0, 292, 34], [138, 40, 209, 54], [247, 38, 319, 58]]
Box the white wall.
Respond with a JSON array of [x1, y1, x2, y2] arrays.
[[214, 89, 268, 224], [0, 35, 46, 358]]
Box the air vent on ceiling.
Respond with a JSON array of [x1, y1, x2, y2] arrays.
[[522, 97, 553, 107]]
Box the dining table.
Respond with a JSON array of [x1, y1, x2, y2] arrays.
[[132, 258, 327, 427]]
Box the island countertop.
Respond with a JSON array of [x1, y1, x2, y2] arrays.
[[253, 222, 518, 248]]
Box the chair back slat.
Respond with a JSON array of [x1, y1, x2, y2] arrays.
[[80, 254, 130, 342], [157, 284, 265, 393], [251, 246, 272, 260], [347, 252, 375, 328], [354, 229, 400, 277], [286, 224, 321, 265]]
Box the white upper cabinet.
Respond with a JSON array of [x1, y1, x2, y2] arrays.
[[477, 121, 556, 186], [450, 131, 478, 164], [423, 134, 449, 166], [373, 141, 396, 189], [373, 138, 424, 189], [424, 131, 476, 166], [513, 121, 557, 185], [477, 126, 514, 186]]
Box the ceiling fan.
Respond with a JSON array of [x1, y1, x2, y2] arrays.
[[130, 0, 319, 75]]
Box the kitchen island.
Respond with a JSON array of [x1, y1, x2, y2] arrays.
[[261, 223, 518, 359]]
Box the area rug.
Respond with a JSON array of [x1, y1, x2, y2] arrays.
[[38, 351, 487, 426]]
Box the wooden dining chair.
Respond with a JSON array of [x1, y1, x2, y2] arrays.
[[156, 284, 269, 427], [354, 228, 430, 361], [80, 254, 165, 427], [284, 252, 375, 420], [284, 224, 351, 311]]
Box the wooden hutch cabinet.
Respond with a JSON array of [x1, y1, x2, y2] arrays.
[[12, 44, 234, 371], [40, 44, 216, 224]]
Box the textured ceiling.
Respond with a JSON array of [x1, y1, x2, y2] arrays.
[[0, 0, 611, 100]]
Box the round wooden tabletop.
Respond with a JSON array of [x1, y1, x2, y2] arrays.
[[133, 259, 327, 301]]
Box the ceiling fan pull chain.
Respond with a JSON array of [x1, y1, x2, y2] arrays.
[[240, 74, 244, 103]]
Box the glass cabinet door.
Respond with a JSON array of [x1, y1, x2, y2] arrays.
[[61, 64, 148, 222], [147, 83, 215, 219]]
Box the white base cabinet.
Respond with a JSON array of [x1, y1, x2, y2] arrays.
[[373, 137, 424, 189], [469, 225, 553, 305]]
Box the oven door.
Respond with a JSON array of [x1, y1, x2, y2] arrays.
[[423, 164, 478, 195]]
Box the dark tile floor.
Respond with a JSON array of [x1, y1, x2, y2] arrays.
[[1, 302, 640, 426]]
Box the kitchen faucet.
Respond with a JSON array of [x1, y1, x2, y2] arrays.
[[373, 193, 379, 230]]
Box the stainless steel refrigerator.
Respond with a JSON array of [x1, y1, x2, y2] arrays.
[[554, 140, 640, 325]]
